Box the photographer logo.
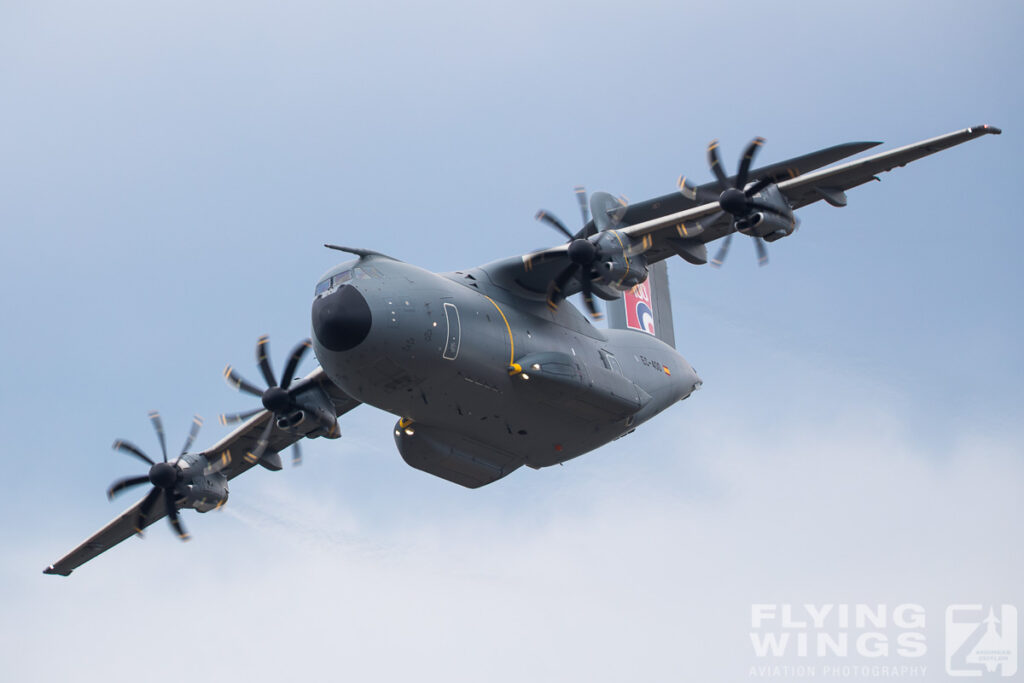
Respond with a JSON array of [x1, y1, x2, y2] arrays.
[[945, 605, 1017, 677]]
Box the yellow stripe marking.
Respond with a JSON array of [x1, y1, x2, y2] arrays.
[[609, 230, 630, 287], [482, 295, 515, 368]]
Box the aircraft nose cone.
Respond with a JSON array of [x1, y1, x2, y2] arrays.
[[312, 284, 372, 352]]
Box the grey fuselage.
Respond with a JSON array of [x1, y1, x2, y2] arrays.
[[309, 255, 700, 486]]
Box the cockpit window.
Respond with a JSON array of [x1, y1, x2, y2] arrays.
[[354, 265, 381, 279], [314, 265, 379, 296]]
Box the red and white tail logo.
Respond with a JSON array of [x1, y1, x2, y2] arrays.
[[624, 280, 655, 335]]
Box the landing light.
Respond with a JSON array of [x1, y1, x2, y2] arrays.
[[520, 373, 530, 381], [404, 426, 415, 436]]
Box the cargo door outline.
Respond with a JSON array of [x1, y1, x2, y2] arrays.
[[442, 302, 461, 360]]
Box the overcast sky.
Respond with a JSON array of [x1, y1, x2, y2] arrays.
[[1, 1, 1021, 681]]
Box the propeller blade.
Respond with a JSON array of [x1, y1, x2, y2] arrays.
[[697, 210, 726, 232], [223, 365, 265, 398], [624, 235, 653, 258], [107, 475, 150, 500], [280, 339, 312, 390], [134, 487, 162, 535], [256, 335, 277, 388], [580, 278, 602, 320], [247, 420, 274, 464], [677, 176, 720, 203], [179, 415, 203, 456], [677, 175, 698, 201], [148, 410, 168, 463], [744, 175, 777, 197], [574, 186, 589, 226], [292, 440, 303, 467], [711, 233, 734, 268], [522, 245, 569, 273], [754, 237, 769, 266], [203, 449, 233, 475], [166, 497, 190, 541], [535, 210, 575, 241], [707, 140, 729, 190], [219, 407, 262, 426], [736, 137, 765, 188], [546, 264, 580, 312], [112, 439, 155, 467], [590, 192, 626, 232]]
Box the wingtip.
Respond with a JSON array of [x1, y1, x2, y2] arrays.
[[853, 141, 883, 150], [43, 565, 71, 576]]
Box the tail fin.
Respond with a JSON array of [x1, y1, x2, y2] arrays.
[[607, 260, 675, 348]]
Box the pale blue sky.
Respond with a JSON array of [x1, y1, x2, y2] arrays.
[[1, 1, 1021, 680]]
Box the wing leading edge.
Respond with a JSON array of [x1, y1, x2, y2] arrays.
[[43, 367, 360, 576], [619, 125, 1002, 260]]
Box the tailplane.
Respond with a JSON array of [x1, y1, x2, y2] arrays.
[[607, 260, 675, 348]]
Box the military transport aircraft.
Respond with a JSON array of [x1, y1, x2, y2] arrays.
[[44, 124, 1001, 576]]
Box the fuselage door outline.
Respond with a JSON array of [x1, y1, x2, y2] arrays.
[[442, 302, 461, 360]]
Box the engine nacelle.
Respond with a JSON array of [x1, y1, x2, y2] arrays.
[[175, 453, 229, 512], [735, 211, 797, 242], [276, 384, 340, 439], [593, 230, 649, 292], [735, 184, 797, 242]]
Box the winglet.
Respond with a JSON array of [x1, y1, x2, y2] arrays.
[[971, 124, 1002, 135]]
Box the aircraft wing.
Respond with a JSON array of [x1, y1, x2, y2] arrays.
[[485, 125, 998, 298], [43, 367, 360, 576], [619, 125, 1002, 262], [486, 139, 884, 298]]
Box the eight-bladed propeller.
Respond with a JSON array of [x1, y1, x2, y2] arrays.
[[106, 411, 203, 540], [220, 335, 311, 466], [534, 187, 628, 319], [678, 137, 792, 267]]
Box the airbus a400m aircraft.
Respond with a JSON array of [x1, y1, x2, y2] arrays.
[[45, 125, 1001, 575]]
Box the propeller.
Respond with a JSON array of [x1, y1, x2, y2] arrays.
[[220, 335, 311, 466], [677, 137, 791, 267], [534, 188, 629, 319], [106, 411, 203, 540]]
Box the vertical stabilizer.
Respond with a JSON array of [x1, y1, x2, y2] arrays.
[[607, 260, 675, 348]]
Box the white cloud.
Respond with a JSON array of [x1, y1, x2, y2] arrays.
[[7, 408, 1021, 682]]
